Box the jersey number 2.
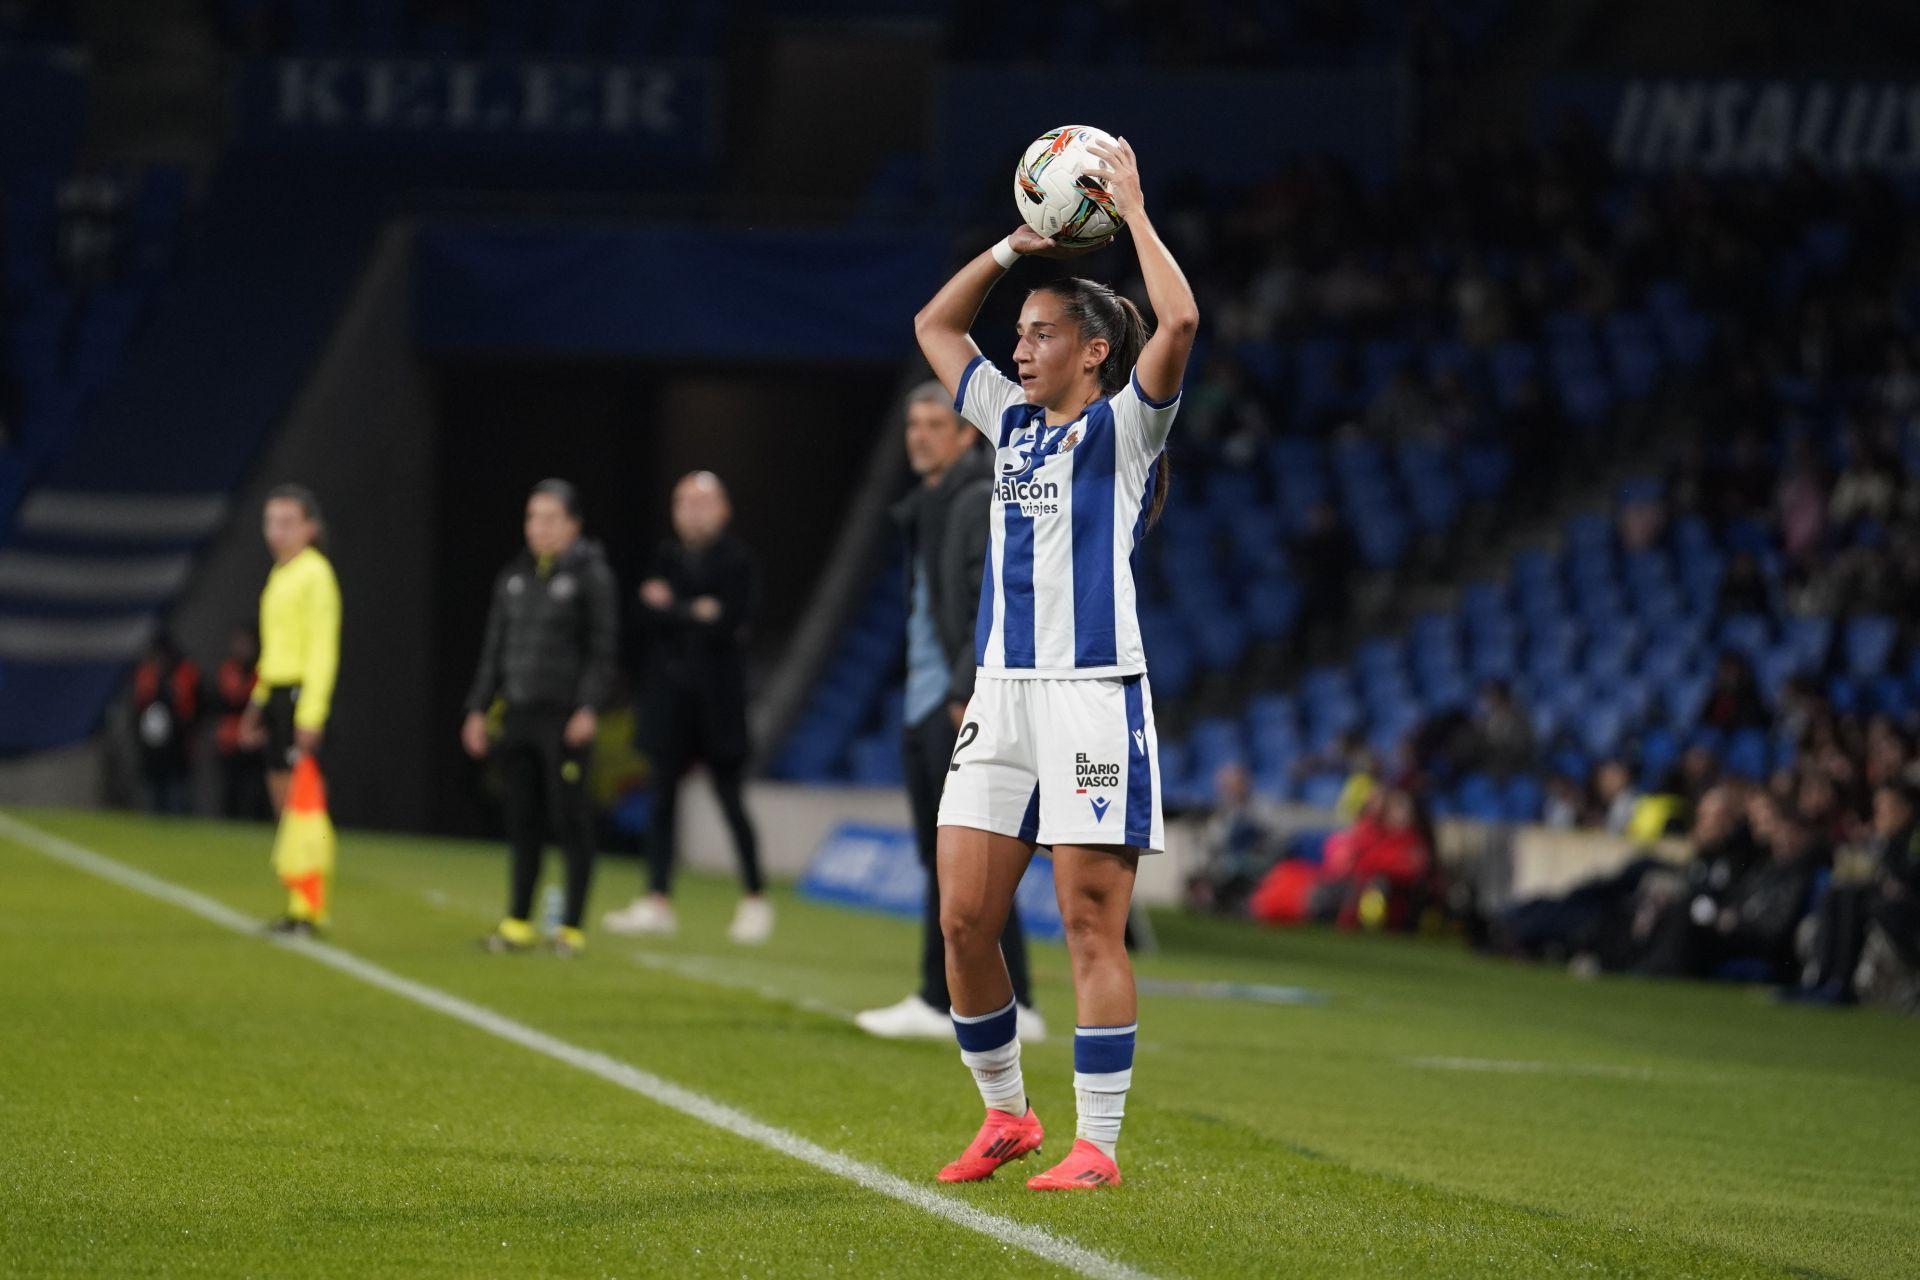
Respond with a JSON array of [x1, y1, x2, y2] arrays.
[[949, 722, 979, 772]]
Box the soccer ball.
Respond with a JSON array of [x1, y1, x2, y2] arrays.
[[1014, 125, 1124, 248]]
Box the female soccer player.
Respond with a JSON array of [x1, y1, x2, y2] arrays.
[[239, 483, 341, 933], [912, 135, 1196, 1190]]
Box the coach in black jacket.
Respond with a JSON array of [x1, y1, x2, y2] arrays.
[[462, 479, 617, 956], [603, 471, 770, 944], [855, 382, 1040, 1041]]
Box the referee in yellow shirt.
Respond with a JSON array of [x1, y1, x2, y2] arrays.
[[239, 485, 341, 931]]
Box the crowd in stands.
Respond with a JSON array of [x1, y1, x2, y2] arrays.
[[1165, 144, 1920, 1008], [1, 166, 183, 469], [129, 628, 273, 820]]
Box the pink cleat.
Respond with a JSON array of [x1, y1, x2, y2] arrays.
[[937, 1106, 1045, 1183], [1026, 1139, 1122, 1189]]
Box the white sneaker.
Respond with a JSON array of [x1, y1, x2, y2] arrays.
[[854, 994, 952, 1039], [727, 896, 774, 945], [601, 896, 677, 937], [1016, 1004, 1048, 1044]]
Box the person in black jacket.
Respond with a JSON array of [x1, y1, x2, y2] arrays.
[[462, 479, 618, 957], [1791, 781, 1920, 1004], [855, 382, 1043, 1042], [603, 471, 768, 943]]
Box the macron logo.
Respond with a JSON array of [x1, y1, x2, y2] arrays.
[[1089, 796, 1111, 822], [1132, 729, 1145, 754]]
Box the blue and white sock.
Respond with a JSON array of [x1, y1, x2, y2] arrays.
[[953, 998, 1025, 1115], [1073, 1023, 1136, 1158]]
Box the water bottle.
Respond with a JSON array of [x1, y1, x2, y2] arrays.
[[541, 884, 564, 936]]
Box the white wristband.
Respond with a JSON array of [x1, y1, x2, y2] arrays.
[[990, 237, 1022, 270]]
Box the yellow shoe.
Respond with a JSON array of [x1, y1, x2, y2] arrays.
[[550, 926, 587, 958], [482, 917, 537, 953]]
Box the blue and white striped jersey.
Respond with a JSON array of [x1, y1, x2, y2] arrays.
[[954, 354, 1179, 679]]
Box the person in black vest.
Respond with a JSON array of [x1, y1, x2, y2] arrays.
[[603, 471, 768, 943], [463, 479, 618, 958], [854, 382, 1044, 1042]]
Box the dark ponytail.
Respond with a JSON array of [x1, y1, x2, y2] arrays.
[[1031, 276, 1173, 531]]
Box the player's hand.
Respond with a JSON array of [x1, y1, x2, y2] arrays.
[[640, 578, 674, 610], [1008, 225, 1112, 260], [238, 704, 266, 750], [1086, 135, 1143, 221], [293, 726, 323, 758], [461, 711, 491, 759], [689, 596, 723, 623], [948, 701, 966, 731], [564, 707, 598, 748]]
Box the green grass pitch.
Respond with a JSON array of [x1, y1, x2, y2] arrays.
[[3, 806, 1917, 1278]]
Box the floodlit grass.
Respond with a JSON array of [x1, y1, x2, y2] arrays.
[[3, 807, 1917, 1278]]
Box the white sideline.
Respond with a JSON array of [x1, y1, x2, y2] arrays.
[[0, 812, 1154, 1280]]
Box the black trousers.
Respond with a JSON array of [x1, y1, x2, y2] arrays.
[[498, 705, 596, 929], [647, 754, 763, 897], [903, 706, 1033, 1011]]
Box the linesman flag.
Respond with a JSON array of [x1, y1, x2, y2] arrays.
[[271, 754, 336, 926]]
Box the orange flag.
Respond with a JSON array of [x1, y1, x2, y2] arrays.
[[270, 755, 336, 923]]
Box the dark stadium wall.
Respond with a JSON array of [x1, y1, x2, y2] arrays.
[[167, 225, 440, 832], [426, 359, 897, 835]]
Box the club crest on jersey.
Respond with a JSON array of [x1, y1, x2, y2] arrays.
[[1001, 422, 1071, 484], [1059, 426, 1082, 454]]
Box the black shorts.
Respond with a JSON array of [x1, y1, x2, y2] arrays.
[[262, 686, 302, 771]]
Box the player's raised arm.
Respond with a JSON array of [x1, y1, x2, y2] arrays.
[[1089, 136, 1198, 404], [914, 227, 1109, 401]]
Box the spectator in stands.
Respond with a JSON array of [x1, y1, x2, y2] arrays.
[[1702, 652, 1767, 732], [1250, 787, 1432, 930], [1794, 782, 1920, 1008], [1542, 774, 1583, 829], [1190, 762, 1284, 914], [1635, 791, 1817, 981], [1592, 759, 1639, 835], [605, 472, 768, 945], [1462, 679, 1534, 778], [131, 632, 201, 816], [856, 382, 1039, 1042], [1829, 425, 1898, 534], [212, 623, 268, 821], [1775, 435, 1831, 572], [464, 479, 617, 958]]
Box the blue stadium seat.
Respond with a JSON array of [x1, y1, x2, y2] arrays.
[[1844, 614, 1898, 679], [1299, 771, 1347, 811], [1718, 613, 1772, 662], [1576, 701, 1630, 758], [1782, 614, 1833, 670], [1455, 773, 1504, 822], [1663, 671, 1711, 728], [1503, 774, 1545, 822], [1724, 729, 1769, 781], [1638, 725, 1680, 787]]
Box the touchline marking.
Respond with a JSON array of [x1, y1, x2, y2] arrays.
[[0, 812, 1154, 1280]]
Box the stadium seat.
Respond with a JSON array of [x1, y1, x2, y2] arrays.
[[1844, 615, 1898, 679]]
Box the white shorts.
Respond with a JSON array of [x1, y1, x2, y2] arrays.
[[937, 674, 1164, 852]]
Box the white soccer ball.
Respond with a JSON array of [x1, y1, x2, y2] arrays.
[[1013, 125, 1124, 248]]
